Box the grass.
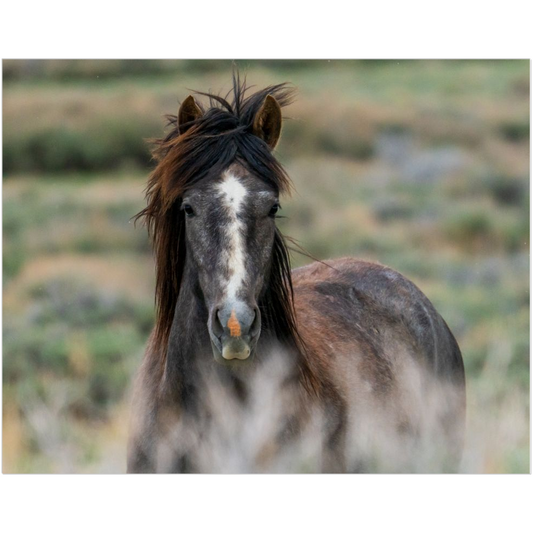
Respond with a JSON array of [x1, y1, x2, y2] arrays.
[[2, 59, 529, 473], [4, 60, 529, 174]]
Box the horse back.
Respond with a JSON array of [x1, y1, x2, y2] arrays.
[[292, 257, 464, 383]]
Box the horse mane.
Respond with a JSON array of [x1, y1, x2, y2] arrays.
[[135, 73, 320, 395]]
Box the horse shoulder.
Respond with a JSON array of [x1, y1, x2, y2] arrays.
[[127, 330, 166, 472]]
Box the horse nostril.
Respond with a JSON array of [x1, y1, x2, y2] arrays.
[[250, 307, 261, 338], [211, 308, 224, 338]]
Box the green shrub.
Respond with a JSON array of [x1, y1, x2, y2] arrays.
[[372, 198, 415, 222], [499, 120, 529, 143], [3, 118, 158, 175], [3, 324, 70, 379], [443, 206, 497, 251], [486, 174, 528, 207]]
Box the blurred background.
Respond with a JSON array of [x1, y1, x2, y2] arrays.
[[2, 59, 529, 473]]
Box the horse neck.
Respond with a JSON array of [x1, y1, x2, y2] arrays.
[[160, 257, 298, 400], [163, 260, 209, 388]]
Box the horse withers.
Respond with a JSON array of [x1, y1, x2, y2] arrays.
[[127, 77, 466, 473]]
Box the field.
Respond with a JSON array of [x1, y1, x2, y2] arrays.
[[2, 60, 529, 473]]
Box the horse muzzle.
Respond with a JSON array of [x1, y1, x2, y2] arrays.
[[208, 303, 261, 364]]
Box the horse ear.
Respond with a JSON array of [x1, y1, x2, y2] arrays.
[[252, 94, 282, 149], [178, 95, 202, 134]]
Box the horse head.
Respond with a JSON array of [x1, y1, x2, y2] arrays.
[[136, 80, 299, 367]]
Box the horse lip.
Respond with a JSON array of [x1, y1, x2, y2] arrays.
[[210, 335, 257, 364], [222, 345, 250, 360], [221, 336, 252, 360]]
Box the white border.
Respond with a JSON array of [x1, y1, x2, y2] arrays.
[[1, 1, 531, 532], [0, 1, 531, 59]]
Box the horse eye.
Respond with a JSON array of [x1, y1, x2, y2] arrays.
[[182, 204, 195, 217], [268, 203, 280, 217]]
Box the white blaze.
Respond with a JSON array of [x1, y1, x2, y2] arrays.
[[217, 172, 248, 303]]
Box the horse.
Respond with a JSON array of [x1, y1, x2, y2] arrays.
[[127, 75, 466, 473]]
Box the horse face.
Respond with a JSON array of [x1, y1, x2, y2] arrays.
[[181, 163, 280, 364]]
